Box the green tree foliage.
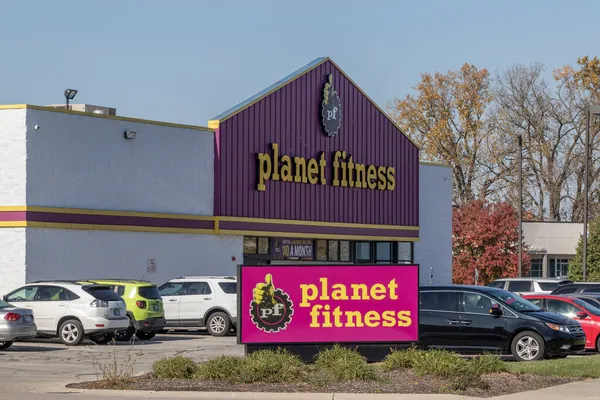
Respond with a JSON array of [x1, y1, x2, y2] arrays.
[[568, 217, 600, 281]]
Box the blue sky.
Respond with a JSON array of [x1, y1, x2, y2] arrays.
[[1, 0, 598, 126]]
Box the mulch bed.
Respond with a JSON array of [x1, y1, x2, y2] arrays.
[[67, 371, 579, 398]]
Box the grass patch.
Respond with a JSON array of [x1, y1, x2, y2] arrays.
[[196, 349, 306, 384], [313, 345, 377, 382], [507, 355, 600, 379], [153, 356, 198, 380], [91, 342, 138, 389]]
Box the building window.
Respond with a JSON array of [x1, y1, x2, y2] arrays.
[[328, 240, 339, 261], [340, 241, 350, 262], [529, 259, 543, 277], [549, 258, 569, 278], [258, 237, 270, 255], [397, 242, 413, 264], [376, 242, 392, 264], [355, 242, 371, 261], [243, 237, 257, 254], [316, 240, 327, 261]]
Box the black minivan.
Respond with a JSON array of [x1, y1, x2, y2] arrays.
[[419, 285, 586, 361]]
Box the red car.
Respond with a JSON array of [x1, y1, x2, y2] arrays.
[[523, 294, 600, 351]]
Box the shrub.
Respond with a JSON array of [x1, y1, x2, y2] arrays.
[[91, 342, 137, 389], [382, 347, 421, 370], [153, 356, 198, 380], [196, 355, 242, 381], [238, 349, 306, 383], [313, 345, 377, 381], [467, 354, 507, 375], [196, 349, 306, 384]]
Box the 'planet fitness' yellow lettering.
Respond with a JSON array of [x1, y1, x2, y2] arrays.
[[256, 143, 396, 192], [299, 277, 412, 329]]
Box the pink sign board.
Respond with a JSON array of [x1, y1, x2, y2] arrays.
[[239, 265, 419, 344]]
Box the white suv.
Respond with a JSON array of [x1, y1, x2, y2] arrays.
[[3, 281, 129, 346], [158, 276, 237, 337], [487, 278, 573, 296]]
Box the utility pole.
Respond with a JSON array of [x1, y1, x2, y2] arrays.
[[518, 134, 523, 277]]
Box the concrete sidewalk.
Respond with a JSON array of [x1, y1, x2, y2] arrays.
[[9, 378, 600, 400]]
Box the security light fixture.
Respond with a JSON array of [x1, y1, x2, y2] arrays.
[[64, 89, 78, 110], [124, 130, 137, 140]]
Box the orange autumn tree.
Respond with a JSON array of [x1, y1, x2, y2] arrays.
[[388, 63, 507, 205], [453, 200, 531, 285]]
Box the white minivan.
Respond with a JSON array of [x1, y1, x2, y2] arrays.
[[3, 281, 129, 346], [487, 278, 573, 296]]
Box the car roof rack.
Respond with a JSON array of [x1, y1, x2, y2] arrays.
[[82, 279, 153, 283], [31, 280, 84, 284], [174, 276, 236, 280]]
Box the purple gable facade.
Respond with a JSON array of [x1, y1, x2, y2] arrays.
[[210, 58, 419, 241]]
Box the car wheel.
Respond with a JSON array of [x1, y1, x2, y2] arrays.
[[90, 333, 115, 345], [511, 331, 545, 361], [59, 320, 85, 346], [135, 331, 156, 341], [0, 341, 13, 350], [206, 312, 231, 337]]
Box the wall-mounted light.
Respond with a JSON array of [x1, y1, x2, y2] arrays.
[[64, 89, 78, 111], [124, 130, 137, 140]]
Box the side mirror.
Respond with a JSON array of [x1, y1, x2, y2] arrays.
[[489, 306, 503, 317], [576, 311, 588, 319]]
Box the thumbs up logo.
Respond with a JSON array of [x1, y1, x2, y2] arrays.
[[249, 273, 293, 333]]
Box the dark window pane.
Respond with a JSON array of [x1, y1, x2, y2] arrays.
[[529, 259, 543, 278], [218, 282, 237, 294], [328, 241, 339, 261], [258, 237, 269, 254], [340, 241, 350, 261], [243, 237, 257, 254], [463, 293, 499, 314], [185, 282, 212, 295], [84, 286, 122, 301], [355, 242, 371, 261], [376, 242, 391, 263], [487, 281, 505, 289], [529, 298, 544, 307], [547, 299, 580, 317], [420, 291, 458, 312], [159, 282, 185, 296], [554, 286, 577, 294], [538, 282, 558, 291], [507, 281, 532, 292], [316, 240, 327, 261], [115, 285, 126, 296], [138, 286, 161, 299]]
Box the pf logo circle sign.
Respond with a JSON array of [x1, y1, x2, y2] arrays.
[[249, 273, 293, 333], [321, 74, 342, 137]]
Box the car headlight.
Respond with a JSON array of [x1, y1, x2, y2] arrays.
[[546, 323, 570, 333]]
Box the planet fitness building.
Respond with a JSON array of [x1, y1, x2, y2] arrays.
[[0, 57, 451, 295]]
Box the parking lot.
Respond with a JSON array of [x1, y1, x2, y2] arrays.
[[0, 332, 243, 398]]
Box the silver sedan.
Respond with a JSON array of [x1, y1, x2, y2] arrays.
[[0, 299, 37, 349]]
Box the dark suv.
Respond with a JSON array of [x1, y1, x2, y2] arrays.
[[419, 285, 586, 361], [551, 283, 600, 295]]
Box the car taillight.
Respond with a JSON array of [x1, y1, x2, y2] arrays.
[[136, 300, 147, 309], [90, 299, 109, 308], [4, 312, 21, 321]]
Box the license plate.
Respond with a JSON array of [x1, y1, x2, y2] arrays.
[[153, 304, 159, 311], [113, 309, 121, 316], [23, 315, 33, 323]]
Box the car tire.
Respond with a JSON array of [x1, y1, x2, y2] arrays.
[[511, 331, 545, 361], [90, 333, 115, 345], [135, 331, 156, 341], [116, 325, 135, 342], [0, 341, 14, 350], [59, 319, 85, 346], [206, 312, 231, 337]]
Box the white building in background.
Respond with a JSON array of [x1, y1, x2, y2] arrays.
[[523, 221, 584, 278]]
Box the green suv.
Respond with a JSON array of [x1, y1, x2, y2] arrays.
[[80, 279, 166, 341]]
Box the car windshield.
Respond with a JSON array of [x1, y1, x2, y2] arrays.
[[488, 289, 542, 312], [83, 286, 122, 301], [0, 299, 13, 309], [573, 298, 600, 316], [138, 286, 161, 300], [218, 282, 237, 294]]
